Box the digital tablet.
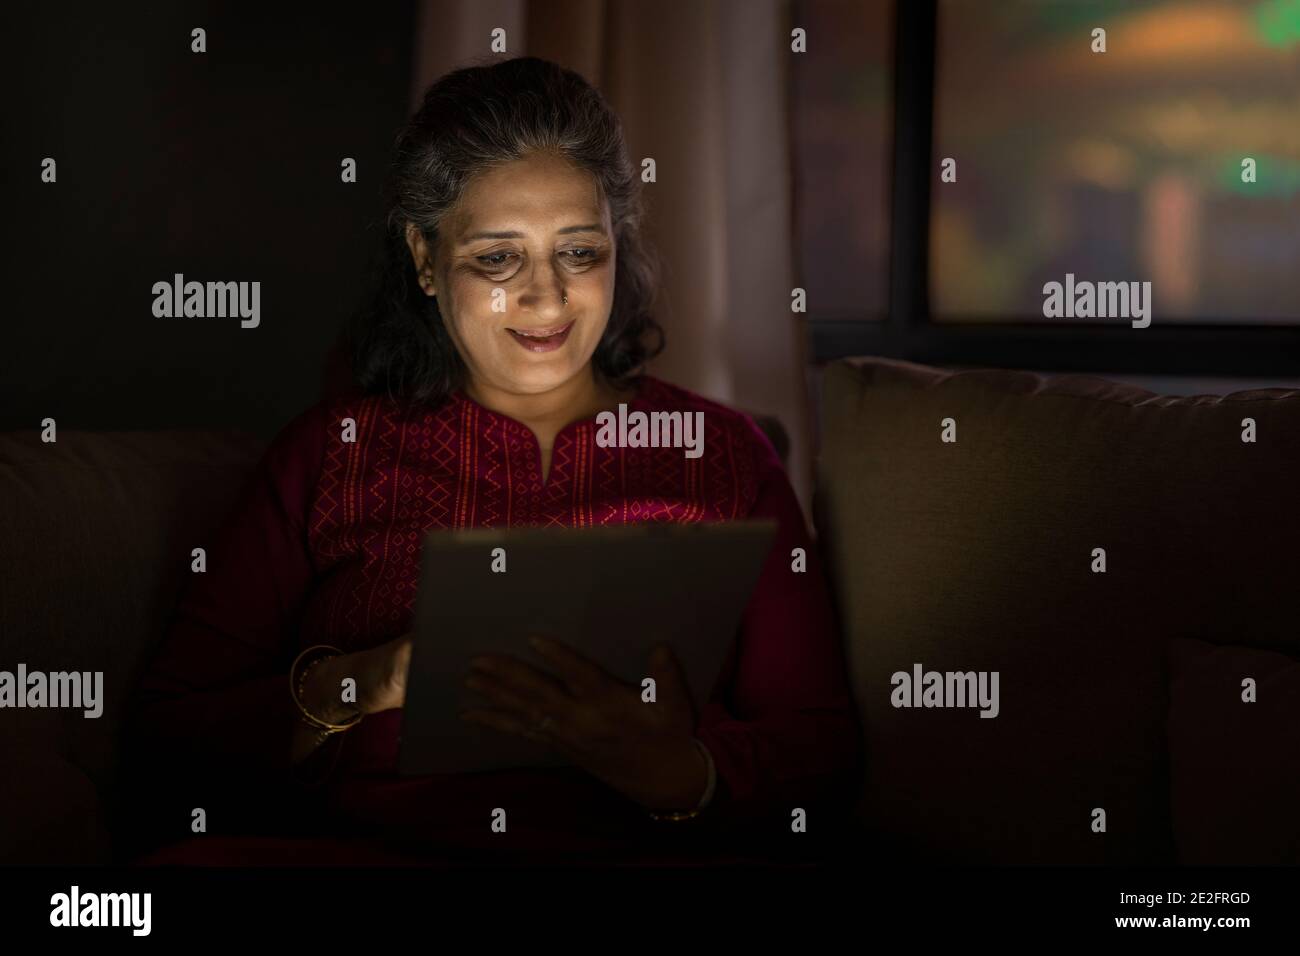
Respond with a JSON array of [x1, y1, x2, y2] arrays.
[[397, 519, 777, 775]]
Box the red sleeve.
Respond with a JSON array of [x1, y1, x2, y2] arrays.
[[694, 420, 864, 826], [124, 401, 333, 804]]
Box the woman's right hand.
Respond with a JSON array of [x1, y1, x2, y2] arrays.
[[351, 632, 414, 714], [291, 634, 413, 767], [305, 633, 414, 719]]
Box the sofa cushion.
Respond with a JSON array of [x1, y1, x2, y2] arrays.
[[0, 427, 265, 804], [1167, 637, 1300, 865], [816, 357, 1300, 863]]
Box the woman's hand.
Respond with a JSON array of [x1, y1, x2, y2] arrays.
[[356, 632, 414, 714], [459, 637, 709, 811], [290, 634, 413, 768], [309, 633, 414, 717]]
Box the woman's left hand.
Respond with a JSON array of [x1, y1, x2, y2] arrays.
[[459, 636, 709, 811]]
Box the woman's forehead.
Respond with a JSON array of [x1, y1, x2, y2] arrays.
[[452, 156, 607, 237]]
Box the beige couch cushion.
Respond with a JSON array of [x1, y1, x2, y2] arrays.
[[816, 357, 1300, 863]]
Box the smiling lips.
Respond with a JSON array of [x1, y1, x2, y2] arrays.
[[506, 320, 574, 353]]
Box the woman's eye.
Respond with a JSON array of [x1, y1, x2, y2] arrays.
[[477, 252, 514, 267], [562, 248, 598, 262]]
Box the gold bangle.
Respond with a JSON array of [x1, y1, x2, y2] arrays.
[[290, 644, 362, 733], [647, 739, 713, 821], [648, 807, 702, 822]]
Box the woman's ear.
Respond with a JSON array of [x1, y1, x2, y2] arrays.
[[404, 222, 437, 296]]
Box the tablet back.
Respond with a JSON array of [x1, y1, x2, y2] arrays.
[[397, 519, 777, 775]]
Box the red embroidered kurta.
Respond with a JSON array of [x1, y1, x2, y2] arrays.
[[126, 376, 862, 864]]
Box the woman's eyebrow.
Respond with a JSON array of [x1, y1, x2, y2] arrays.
[[459, 223, 606, 243]]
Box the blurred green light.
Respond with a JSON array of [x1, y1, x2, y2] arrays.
[[1222, 155, 1300, 196], [1254, 0, 1300, 46]]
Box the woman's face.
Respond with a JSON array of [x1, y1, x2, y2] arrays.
[[408, 151, 617, 398]]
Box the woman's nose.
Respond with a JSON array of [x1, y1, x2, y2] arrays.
[[516, 260, 567, 319]]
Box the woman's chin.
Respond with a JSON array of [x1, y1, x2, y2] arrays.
[[491, 343, 598, 391], [497, 359, 589, 395]]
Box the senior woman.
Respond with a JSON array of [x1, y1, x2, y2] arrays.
[[124, 56, 861, 864]]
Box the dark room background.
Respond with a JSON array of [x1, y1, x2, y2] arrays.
[[5, 0, 1298, 503], [3, 3, 415, 438]]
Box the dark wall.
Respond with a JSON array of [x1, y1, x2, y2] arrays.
[[3, 3, 415, 438]]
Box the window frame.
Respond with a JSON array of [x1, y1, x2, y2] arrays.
[[806, 0, 1300, 376]]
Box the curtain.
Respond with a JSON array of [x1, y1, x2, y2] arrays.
[[409, 0, 813, 514]]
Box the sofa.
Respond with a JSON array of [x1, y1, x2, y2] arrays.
[[2, 356, 1297, 865], [817, 358, 1300, 865]]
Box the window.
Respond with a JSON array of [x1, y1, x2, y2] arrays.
[[790, 0, 894, 320], [801, 0, 1300, 376], [931, 0, 1300, 324]]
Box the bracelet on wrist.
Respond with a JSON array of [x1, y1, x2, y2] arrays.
[[290, 645, 363, 734], [647, 739, 715, 821], [648, 807, 702, 822]]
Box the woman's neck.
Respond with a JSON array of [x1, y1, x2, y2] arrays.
[[464, 367, 622, 443]]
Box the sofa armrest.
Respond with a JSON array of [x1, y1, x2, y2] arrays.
[[0, 743, 112, 864]]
